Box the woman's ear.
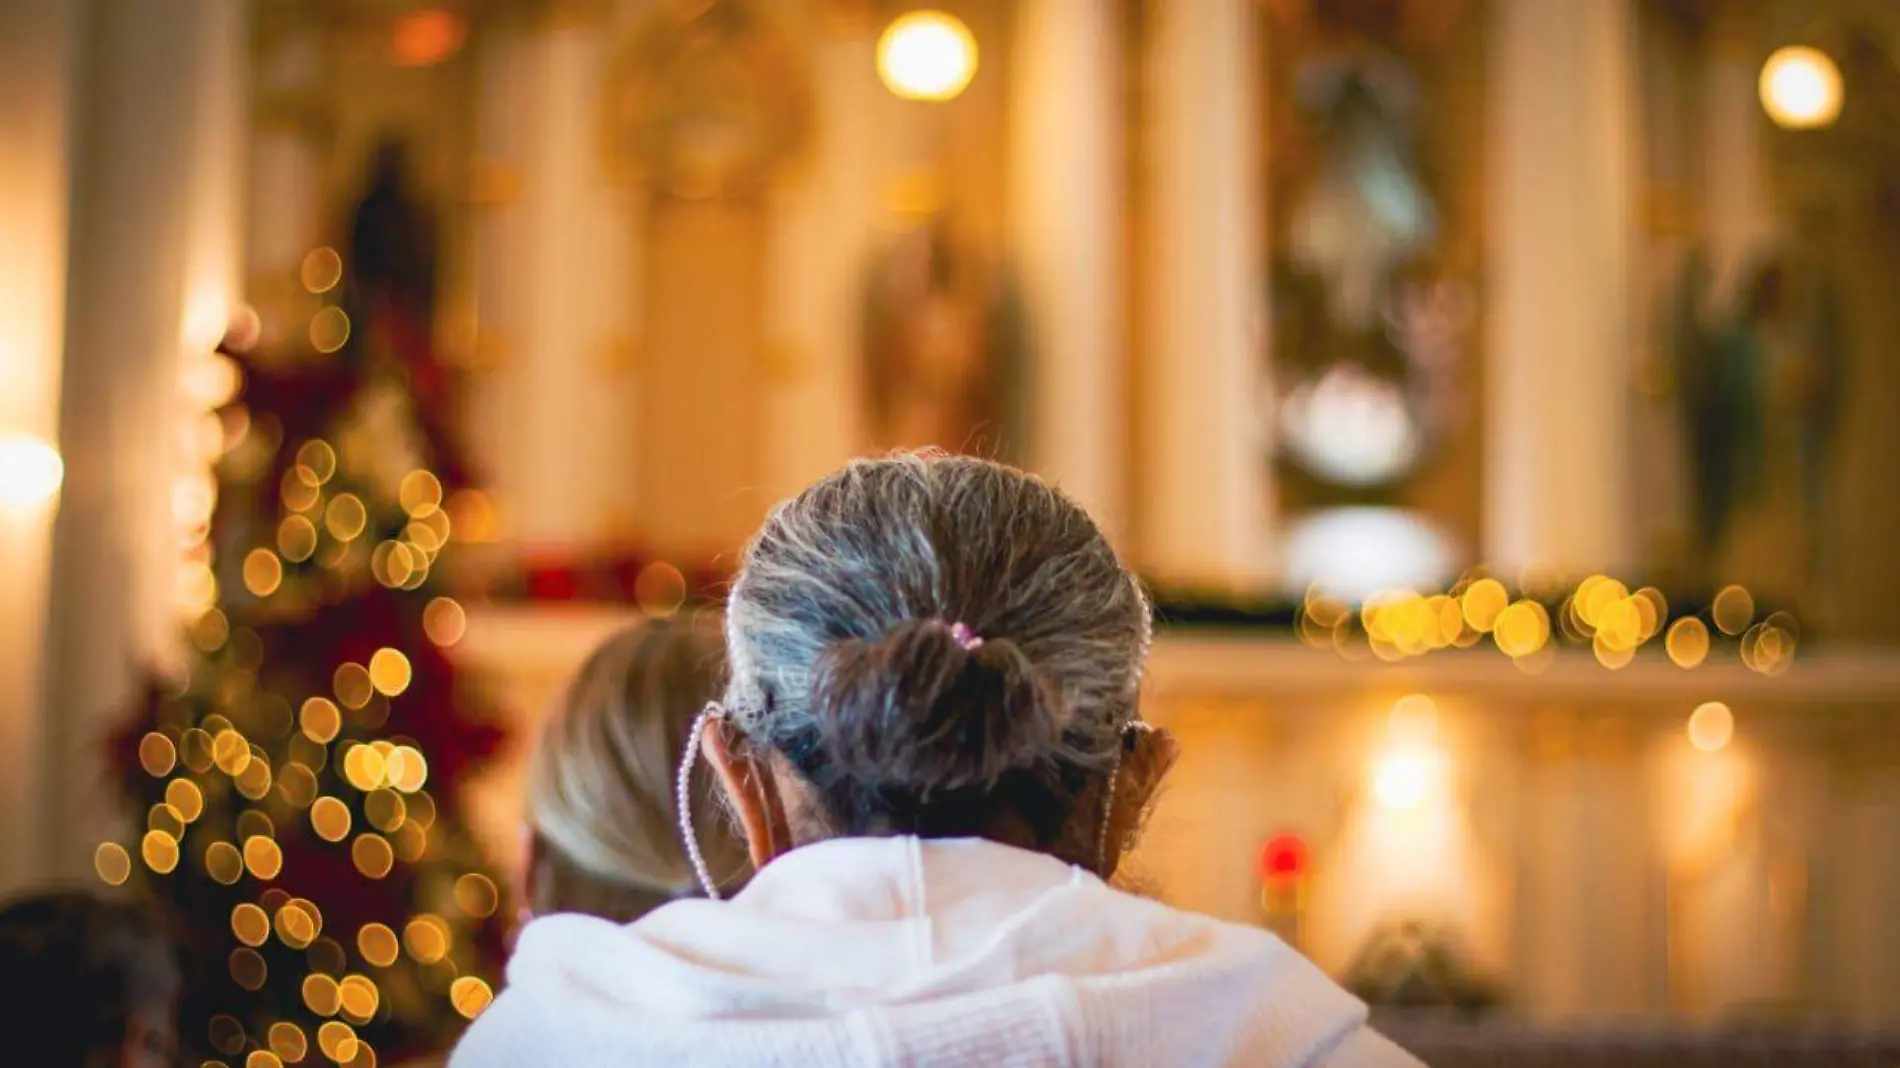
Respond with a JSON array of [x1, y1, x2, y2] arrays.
[[701, 716, 794, 870], [1102, 725, 1179, 878]]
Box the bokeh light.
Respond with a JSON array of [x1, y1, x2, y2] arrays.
[[310, 307, 352, 353], [242, 548, 284, 597], [301, 697, 343, 743], [352, 833, 395, 879], [423, 597, 467, 647], [1712, 584, 1756, 636], [450, 976, 495, 1020], [94, 842, 132, 886], [359, 922, 401, 968], [243, 835, 283, 880], [138, 732, 178, 777], [232, 903, 270, 947], [403, 915, 450, 964], [368, 648, 412, 697], [300, 248, 343, 294], [267, 1021, 308, 1063], [1666, 616, 1710, 668], [275, 512, 320, 560], [0, 433, 66, 508], [877, 10, 979, 102], [1688, 701, 1735, 753], [1760, 45, 1843, 129], [142, 829, 181, 874], [304, 973, 342, 1017], [311, 797, 352, 842], [453, 873, 500, 919], [1373, 754, 1431, 811]]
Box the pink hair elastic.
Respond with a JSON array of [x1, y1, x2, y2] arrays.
[[947, 621, 983, 651]]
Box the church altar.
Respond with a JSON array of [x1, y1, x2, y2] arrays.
[[456, 604, 1900, 1024]]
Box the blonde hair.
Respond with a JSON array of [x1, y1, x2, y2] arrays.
[[525, 615, 748, 920]]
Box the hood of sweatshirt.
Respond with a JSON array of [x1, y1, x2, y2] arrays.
[[452, 836, 1408, 1068]]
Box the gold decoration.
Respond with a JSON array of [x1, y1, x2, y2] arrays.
[[602, 0, 812, 199]]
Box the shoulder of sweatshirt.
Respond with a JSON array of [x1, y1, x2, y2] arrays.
[[1312, 1025, 1430, 1068]]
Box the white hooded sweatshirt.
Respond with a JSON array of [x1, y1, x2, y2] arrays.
[[452, 836, 1422, 1068]]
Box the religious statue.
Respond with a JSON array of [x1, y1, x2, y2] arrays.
[[861, 217, 1022, 457], [1672, 248, 1845, 588]]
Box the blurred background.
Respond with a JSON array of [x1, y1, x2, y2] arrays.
[[4, 0, 1900, 1061]]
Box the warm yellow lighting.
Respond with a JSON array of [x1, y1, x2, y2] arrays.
[[385, 745, 428, 793], [325, 493, 368, 542], [243, 548, 284, 597], [450, 976, 495, 1020], [317, 1020, 359, 1063], [94, 842, 132, 886], [364, 788, 406, 832], [636, 562, 687, 617], [243, 835, 284, 880], [311, 797, 352, 842], [166, 778, 205, 822], [358, 923, 401, 968], [876, 10, 978, 102], [1712, 584, 1755, 636], [268, 1021, 308, 1063], [423, 597, 467, 647], [304, 973, 342, 1016], [335, 663, 375, 710], [1666, 616, 1710, 668], [352, 833, 395, 878], [1373, 753, 1432, 811], [1388, 694, 1439, 746], [453, 873, 500, 919], [205, 841, 243, 885], [1688, 701, 1735, 752], [138, 732, 178, 777], [402, 915, 449, 964], [399, 470, 443, 517], [0, 433, 65, 509], [311, 307, 352, 354], [232, 902, 270, 947], [368, 648, 412, 697], [338, 974, 380, 1023], [275, 899, 319, 948], [1492, 600, 1550, 659], [301, 697, 342, 743], [142, 829, 181, 874], [301, 248, 344, 294], [1761, 46, 1842, 129], [230, 948, 268, 991]]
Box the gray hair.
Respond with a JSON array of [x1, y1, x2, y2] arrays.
[[722, 452, 1152, 837]]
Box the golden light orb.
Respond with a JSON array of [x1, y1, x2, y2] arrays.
[[1761, 45, 1843, 130], [450, 976, 495, 1019], [0, 433, 65, 509], [1688, 701, 1736, 753], [876, 10, 978, 102], [94, 842, 132, 886]]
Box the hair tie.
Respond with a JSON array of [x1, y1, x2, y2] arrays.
[[946, 621, 984, 651]]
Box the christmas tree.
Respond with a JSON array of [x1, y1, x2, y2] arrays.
[[97, 206, 507, 1064]]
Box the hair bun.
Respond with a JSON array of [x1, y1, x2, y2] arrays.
[[809, 619, 1064, 793]]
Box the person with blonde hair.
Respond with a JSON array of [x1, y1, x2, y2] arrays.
[[460, 453, 1418, 1067], [518, 615, 749, 923]]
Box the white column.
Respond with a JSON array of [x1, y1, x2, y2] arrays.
[[1139, 0, 1269, 588], [41, 0, 247, 883], [0, 0, 85, 895], [246, 26, 326, 294], [471, 17, 639, 550], [761, 26, 877, 501], [1008, 0, 1125, 536], [1485, 0, 1638, 577]]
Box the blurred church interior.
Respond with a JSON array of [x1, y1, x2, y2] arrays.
[[4, 0, 1900, 1055]]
